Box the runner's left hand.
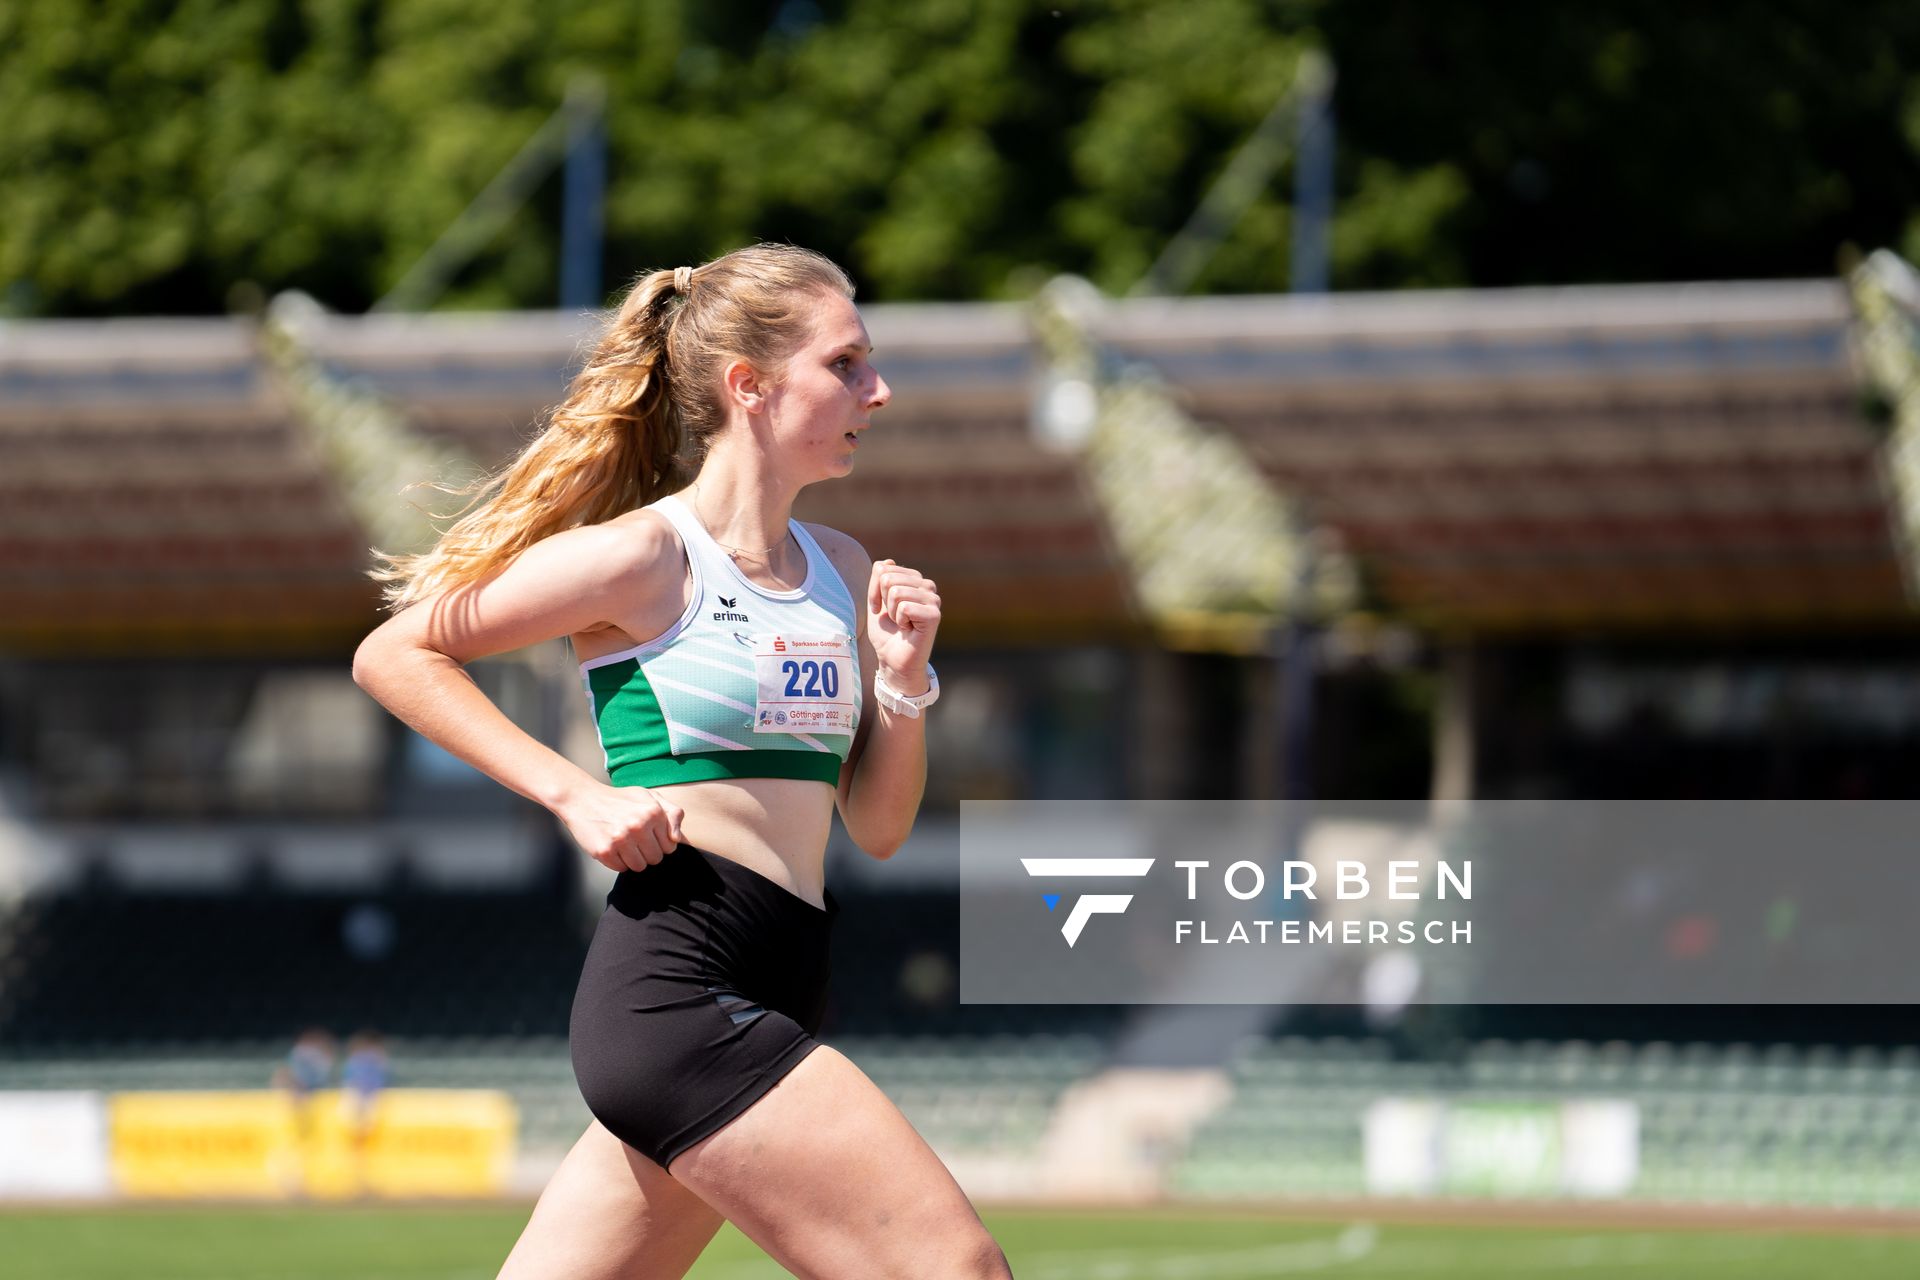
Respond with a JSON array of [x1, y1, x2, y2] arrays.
[[867, 558, 939, 691]]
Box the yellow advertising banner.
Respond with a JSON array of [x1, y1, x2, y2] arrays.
[[108, 1090, 517, 1200], [109, 1092, 301, 1198], [299, 1089, 518, 1200]]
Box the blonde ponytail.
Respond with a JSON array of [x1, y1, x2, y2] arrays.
[[371, 244, 853, 610]]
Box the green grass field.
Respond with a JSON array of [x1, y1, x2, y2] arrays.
[[3, 1204, 1919, 1279]]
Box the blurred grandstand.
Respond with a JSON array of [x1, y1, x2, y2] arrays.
[[4, 257, 1920, 1210]]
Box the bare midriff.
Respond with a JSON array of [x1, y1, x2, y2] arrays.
[[649, 775, 837, 909]]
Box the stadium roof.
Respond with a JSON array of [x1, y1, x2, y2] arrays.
[[1093, 280, 1900, 630], [0, 278, 1908, 654]]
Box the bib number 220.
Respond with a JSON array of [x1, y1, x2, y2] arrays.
[[781, 659, 840, 699]]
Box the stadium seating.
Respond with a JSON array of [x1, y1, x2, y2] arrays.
[[1167, 1036, 1920, 1207], [836, 1033, 1105, 1159], [4, 1020, 1916, 1206]]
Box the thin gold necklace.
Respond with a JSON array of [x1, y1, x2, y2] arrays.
[[689, 484, 789, 561]]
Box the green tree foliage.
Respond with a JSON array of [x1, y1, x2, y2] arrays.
[[1321, 0, 1920, 287], [2, 0, 1917, 315]]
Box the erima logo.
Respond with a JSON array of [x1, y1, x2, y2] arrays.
[[1021, 857, 1156, 947], [713, 594, 750, 623]]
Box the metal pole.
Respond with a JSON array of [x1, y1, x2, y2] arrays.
[[1275, 532, 1321, 804], [560, 79, 608, 311], [1290, 62, 1335, 294], [373, 77, 605, 314], [1133, 51, 1335, 297]]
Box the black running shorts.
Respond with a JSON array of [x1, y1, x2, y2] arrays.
[[569, 844, 837, 1169]]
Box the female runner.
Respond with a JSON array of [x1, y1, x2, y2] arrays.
[[351, 244, 1012, 1279]]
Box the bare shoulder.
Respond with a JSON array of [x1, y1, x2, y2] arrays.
[[592, 506, 685, 573], [800, 522, 873, 592], [386, 509, 689, 666], [506, 509, 683, 600]]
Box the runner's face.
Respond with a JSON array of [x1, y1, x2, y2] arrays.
[[764, 293, 890, 478]]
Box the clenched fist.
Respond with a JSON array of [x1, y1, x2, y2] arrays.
[[868, 558, 940, 690], [555, 780, 686, 873]]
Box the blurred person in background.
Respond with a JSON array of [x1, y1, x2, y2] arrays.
[[342, 1029, 390, 1164], [352, 244, 1009, 1279], [272, 1026, 337, 1099], [274, 1026, 337, 1188]]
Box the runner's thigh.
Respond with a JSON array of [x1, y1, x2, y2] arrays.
[[497, 1118, 724, 1280], [669, 1045, 1010, 1280]]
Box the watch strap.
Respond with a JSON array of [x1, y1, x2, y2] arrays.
[[874, 664, 939, 717]]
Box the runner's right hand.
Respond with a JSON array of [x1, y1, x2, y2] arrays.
[[554, 782, 686, 872]]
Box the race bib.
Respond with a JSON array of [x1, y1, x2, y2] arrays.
[[752, 634, 857, 735]]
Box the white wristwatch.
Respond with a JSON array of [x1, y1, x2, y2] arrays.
[[873, 665, 940, 718]]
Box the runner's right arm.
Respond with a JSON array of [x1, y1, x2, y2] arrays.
[[351, 520, 686, 871]]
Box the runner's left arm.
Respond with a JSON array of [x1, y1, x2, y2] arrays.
[[814, 529, 938, 859]]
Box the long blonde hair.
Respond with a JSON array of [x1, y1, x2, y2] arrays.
[[371, 243, 855, 610]]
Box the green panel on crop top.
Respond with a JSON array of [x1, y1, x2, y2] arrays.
[[579, 493, 863, 788]]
